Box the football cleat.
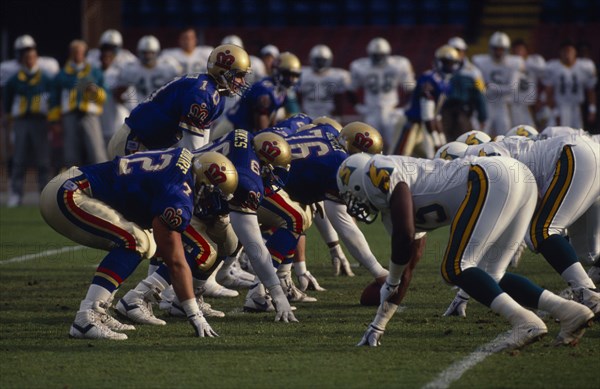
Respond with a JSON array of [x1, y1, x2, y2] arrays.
[[572, 287, 600, 318], [279, 273, 317, 302], [492, 315, 547, 352], [69, 309, 128, 340], [116, 290, 166, 326], [162, 296, 226, 318], [201, 278, 239, 298], [588, 265, 600, 285], [443, 294, 469, 317], [92, 300, 136, 331], [297, 271, 326, 292], [552, 300, 594, 346], [243, 283, 275, 313], [215, 261, 255, 289], [357, 325, 384, 347]]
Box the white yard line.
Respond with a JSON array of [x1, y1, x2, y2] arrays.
[[421, 331, 510, 389], [0, 245, 85, 265]]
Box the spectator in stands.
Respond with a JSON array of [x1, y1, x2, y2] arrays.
[[542, 41, 597, 129], [49, 40, 108, 168], [2, 39, 54, 207]]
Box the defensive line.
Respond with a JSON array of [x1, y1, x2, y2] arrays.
[[0, 245, 85, 265]]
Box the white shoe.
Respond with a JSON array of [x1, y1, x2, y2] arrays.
[[69, 309, 128, 340], [201, 278, 239, 298], [572, 287, 600, 318], [297, 271, 326, 292], [116, 290, 166, 325], [93, 300, 136, 331], [493, 314, 547, 352], [552, 300, 595, 346], [587, 266, 600, 285], [279, 273, 317, 303], [215, 266, 254, 289], [443, 294, 469, 317], [243, 284, 275, 312], [162, 297, 226, 318], [7, 193, 21, 208]]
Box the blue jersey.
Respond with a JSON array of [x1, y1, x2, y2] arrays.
[[125, 73, 224, 149], [195, 129, 265, 214], [79, 148, 195, 232], [405, 70, 452, 122], [226, 77, 286, 132], [274, 124, 347, 204]]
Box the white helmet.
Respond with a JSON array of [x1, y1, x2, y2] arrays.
[[506, 125, 539, 139], [448, 36, 467, 51], [489, 31, 510, 60], [456, 130, 491, 145], [367, 37, 391, 65], [221, 35, 244, 48], [434, 142, 468, 160], [309, 44, 333, 72], [337, 153, 379, 223], [260, 44, 280, 58], [99, 29, 123, 48], [137, 35, 161, 65], [14, 35, 36, 51]]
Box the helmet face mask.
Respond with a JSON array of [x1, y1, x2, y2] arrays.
[[274, 52, 301, 88], [192, 152, 238, 217], [252, 132, 292, 193], [207, 44, 252, 96], [337, 153, 379, 224], [137, 35, 160, 66], [434, 45, 460, 75], [367, 38, 391, 66], [309, 44, 333, 72]]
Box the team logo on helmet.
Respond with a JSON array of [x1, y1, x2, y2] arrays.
[[515, 126, 529, 136], [466, 134, 484, 145], [338, 165, 356, 186], [258, 141, 281, 163], [216, 50, 236, 70], [353, 132, 375, 152], [368, 162, 393, 194], [204, 163, 228, 185]]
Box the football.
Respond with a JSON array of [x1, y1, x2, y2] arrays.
[[360, 279, 383, 306]]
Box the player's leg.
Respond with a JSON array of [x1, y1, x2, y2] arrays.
[[527, 143, 600, 315], [313, 203, 355, 277], [8, 118, 28, 207], [80, 113, 108, 163], [213, 215, 255, 289]]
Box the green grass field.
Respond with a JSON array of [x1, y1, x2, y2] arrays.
[[0, 206, 598, 388]]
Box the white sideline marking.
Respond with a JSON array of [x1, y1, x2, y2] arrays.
[[0, 245, 85, 265], [421, 331, 510, 389]]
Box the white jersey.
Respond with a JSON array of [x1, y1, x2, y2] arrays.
[[0, 57, 59, 87], [472, 54, 524, 103], [159, 46, 213, 75], [100, 63, 129, 142], [86, 48, 138, 70], [542, 59, 597, 105], [516, 54, 546, 105], [539, 126, 591, 139], [350, 56, 415, 108], [117, 59, 180, 104], [299, 67, 351, 117]]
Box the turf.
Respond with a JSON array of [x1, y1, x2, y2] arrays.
[[0, 206, 598, 388]]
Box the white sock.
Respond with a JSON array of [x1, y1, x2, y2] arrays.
[[277, 263, 293, 277], [490, 293, 531, 325], [80, 284, 112, 311], [371, 302, 399, 330], [294, 261, 307, 276], [147, 262, 160, 277], [135, 273, 170, 294], [457, 289, 470, 300], [386, 262, 405, 285], [561, 262, 596, 289], [538, 289, 569, 320]]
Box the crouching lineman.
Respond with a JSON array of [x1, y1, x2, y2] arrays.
[[444, 133, 600, 318], [116, 130, 299, 324], [337, 153, 595, 349], [40, 149, 238, 339]]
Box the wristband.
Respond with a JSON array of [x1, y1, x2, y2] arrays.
[[181, 298, 200, 317]]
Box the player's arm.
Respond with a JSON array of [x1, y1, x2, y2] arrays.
[[252, 94, 274, 132]]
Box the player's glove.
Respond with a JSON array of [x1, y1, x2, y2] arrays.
[[188, 312, 219, 337], [380, 281, 399, 305], [443, 293, 469, 317], [330, 245, 355, 277], [297, 271, 326, 292], [357, 324, 384, 347], [268, 284, 299, 323]]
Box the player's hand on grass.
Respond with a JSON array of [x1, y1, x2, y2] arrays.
[[357, 325, 384, 347], [188, 313, 219, 337]]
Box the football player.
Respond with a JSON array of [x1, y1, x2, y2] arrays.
[[444, 134, 600, 318], [398, 45, 461, 157], [159, 27, 213, 75], [472, 32, 525, 136], [542, 41, 597, 129], [86, 29, 137, 70], [40, 149, 238, 339], [510, 39, 546, 127], [211, 52, 302, 138], [114, 35, 181, 106], [298, 44, 351, 120], [349, 37, 415, 153], [0, 35, 59, 87], [338, 153, 595, 349], [107, 44, 252, 157], [447, 37, 484, 88]]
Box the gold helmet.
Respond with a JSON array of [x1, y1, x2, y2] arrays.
[[313, 116, 342, 132], [207, 44, 252, 96], [434, 45, 460, 74], [274, 52, 301, 88], [338, 122, 384, 155], [192, 151, 238, 201], [252, 132, 292, 192]]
